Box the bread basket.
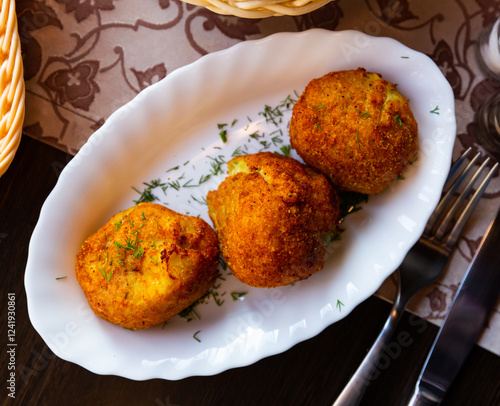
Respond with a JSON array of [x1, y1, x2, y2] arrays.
[[0, 0, 25, 177], [181, 0, 332, 18]]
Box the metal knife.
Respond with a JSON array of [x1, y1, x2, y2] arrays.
[[407, 205, 500, 405]]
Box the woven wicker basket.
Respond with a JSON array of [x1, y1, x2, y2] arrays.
[[0, 0, 24, 177], [182, 0, 332, 18]]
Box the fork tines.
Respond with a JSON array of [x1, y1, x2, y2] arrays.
[[424, 147, 499, 250]]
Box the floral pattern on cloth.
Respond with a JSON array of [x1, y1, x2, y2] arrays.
[[17, 0, 500, 356], [43, 60, 100, 110]]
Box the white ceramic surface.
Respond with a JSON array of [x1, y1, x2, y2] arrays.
[[25, 29, 456, 381]]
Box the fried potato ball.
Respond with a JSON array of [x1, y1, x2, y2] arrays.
[[290, 68, 418, 194], [207, 152, 339, 288], [75, 203, 219, 330]]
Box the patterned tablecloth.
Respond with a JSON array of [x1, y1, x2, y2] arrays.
[[17, 0, 500, 356]]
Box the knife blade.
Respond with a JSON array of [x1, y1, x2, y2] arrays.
[[407, 205, 500, 405]]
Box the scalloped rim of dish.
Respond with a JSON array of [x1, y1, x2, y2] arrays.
[[25, 29, 456, 381]]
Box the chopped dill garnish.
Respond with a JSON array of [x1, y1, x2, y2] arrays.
[[218, 124, 228, 142], [133, 246, 145, 259], [219, 130, 227, 143], [280, 94, 297, 109], [231, 292, 247, 301], [271, 135, 283, 146], [354, 106, 371, 118], [430, 106, 440, 114], [191, 195, 208, 205], [132, 188, 157, 203], [145, 179, 166, 189], [232, 146, 244, 156], [55, 276, 67, 280], [211, 284, 225, 306], [278, 145, 291, 156], [336, 300, 344, 311], [178, 291, 209, 322], [395, 114, 403, 126], [132, 178, 166, 204], [199, 174, 211, 184], [260, 104, 282, 126], [178, 277, 229, 322], [249, 131, 263, 140], [208, 155, 226, 176], [219, 255, 228, 271], [114, 224, 144, 263], [168, 180, 181, 191], [178, 306, 200, 322], [99, 256, 113, 282], [182, 179, 197, 188], [193, 330, 201, 342]]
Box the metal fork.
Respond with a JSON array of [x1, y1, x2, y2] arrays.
[[332, 148, 499, 406]]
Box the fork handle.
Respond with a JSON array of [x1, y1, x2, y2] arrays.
[[332, 270, 405, 406], [407, 391, 440, 405]]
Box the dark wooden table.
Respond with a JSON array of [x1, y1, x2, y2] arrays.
[[1, 135, 500, 406]]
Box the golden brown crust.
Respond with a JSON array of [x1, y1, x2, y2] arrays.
[[75, 203, 219, 330], [289, 68, 418, 194], [207, 152, 339, 288]]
